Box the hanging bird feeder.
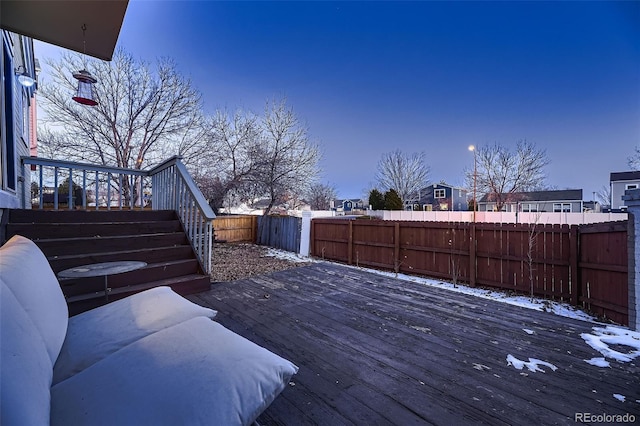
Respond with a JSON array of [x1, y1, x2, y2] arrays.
[[72, 24, 98, 106], [72, 69, 98, 106]]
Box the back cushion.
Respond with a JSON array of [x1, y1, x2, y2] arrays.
[[0, 235, 68, 364], [0, 279, 53, 426]]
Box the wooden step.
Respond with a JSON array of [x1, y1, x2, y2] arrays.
[[8, 209, 177, 223], [66, 274, 212, 316], [48, 246, 197, 274], [59, 259, 202, 297], [7, 220, 183, 240], [34, 232, 188, 257]]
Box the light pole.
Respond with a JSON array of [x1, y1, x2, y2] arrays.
[[468, 145, 477, 222]]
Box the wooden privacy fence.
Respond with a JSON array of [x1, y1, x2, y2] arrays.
[[213, 215, 257, 242], [311, 218, 629, 325], [257, 215, 302, 253]]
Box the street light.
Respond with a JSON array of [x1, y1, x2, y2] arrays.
[[468, 145, 477, 222]]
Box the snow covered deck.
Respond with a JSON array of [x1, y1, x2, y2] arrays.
[[189, 262, 640, 425]]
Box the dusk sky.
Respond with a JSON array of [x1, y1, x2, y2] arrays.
[[35, 1, 640, 200]]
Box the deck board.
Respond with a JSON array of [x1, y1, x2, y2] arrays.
[[188, 262, 640, 425]]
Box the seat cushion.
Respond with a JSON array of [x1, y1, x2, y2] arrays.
[[53, 286, 217, 384], [0, 235, 68, 364], [51, 317, 298, 426], [0, 279, 53, 426]]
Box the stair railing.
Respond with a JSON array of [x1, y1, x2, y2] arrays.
[[21, 156, 216, 275], [148, 156, 216, 275]]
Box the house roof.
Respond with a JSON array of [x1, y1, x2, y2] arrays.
[[479, 189, 583, 203], [610, 171, 640, 182], [1, 1, 128, 61]]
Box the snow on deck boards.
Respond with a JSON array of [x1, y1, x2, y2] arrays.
[[188, 262, 640, 425]]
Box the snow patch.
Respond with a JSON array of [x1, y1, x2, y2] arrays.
[[506, 354, 557, 373], [264, 248, 317, 263], [584, 357, 610, 368], [613, 394, 626, 402], [523, 329, 535, 335], [580, 326, 640, 363]]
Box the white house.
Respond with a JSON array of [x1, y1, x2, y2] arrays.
[[611, 171, 640, 211]]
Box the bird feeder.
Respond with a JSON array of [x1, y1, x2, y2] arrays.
[[72, 69, 98, 106]]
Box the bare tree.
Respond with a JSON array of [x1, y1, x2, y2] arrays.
[[193, 109, 262, 212], [305, 182, 337, 210], [375, 149, 430, 204], [252, 98, 320, 215], [39, 48, 204, 171], [628, 146, 640, 171], [596, 184, 611, 208], [466, 140, 550, 211]]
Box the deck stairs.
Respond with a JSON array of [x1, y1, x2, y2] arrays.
[[4, 209, 211, 315]]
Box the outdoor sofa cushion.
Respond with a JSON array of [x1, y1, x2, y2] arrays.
[[51, 316, 299, 426], [0, 235, 68, 364], [53, 286, 217, 384], [0, 278, 53, 426]]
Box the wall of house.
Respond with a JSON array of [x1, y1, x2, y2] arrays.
[[1, 31, 35, 209], [612, 180, 640, 210]]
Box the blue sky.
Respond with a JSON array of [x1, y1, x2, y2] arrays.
[[35, 1, 640, 200]]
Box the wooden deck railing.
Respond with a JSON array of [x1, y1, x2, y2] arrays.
[[21, 156, 216, 274]]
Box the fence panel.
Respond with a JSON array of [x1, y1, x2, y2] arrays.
[[213, 215, 257, 242], [312, 219, 350, 261], [257, 216, 302, 253], [578, 221, 628, 324]]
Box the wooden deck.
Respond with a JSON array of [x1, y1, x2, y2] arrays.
[[188, 262, 640, 425]]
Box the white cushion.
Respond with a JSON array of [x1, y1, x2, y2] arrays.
[[0, 278, 53, 426], [53, 286, 217, 384], [51, 317, 298, 426], [0, 235, 68, 364]]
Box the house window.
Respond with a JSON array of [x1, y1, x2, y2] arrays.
[[522, 203, 539, 212], [553, 203, 571, 213], [434, 189, 445, 198], [424, 204, 432, 211], [626, 184, 638, 190]]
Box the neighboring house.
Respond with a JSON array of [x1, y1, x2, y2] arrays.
[[406, 183, 468, 211], [331, 198, 365, 213], [1, 30, 37, 209], [610, 171, 640, 211], [478, 189, 584, 213]]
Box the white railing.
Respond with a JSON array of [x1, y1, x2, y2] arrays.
[[21, 156, 216, 274], [148, 157, 216, 274]]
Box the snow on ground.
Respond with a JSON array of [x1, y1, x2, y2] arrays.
[[264, 248, 319, 264], [580, 326, 640, 364], [339, 263, 599, 323], [265, 248, 603, 323], [506, 354, 558, 373], [584, 357, 611, 368]]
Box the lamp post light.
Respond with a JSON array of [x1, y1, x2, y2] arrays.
[[468, 145, 477, 222]]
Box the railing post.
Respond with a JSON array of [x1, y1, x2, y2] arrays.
[[623, 188, 640, 330]]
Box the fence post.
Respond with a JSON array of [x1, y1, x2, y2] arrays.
[[394, 222, 400, 271], [469, 223, 476, 287], [569, 225, 579, 306], [623, 188, 640, 331], [347, 220, 353, 265]]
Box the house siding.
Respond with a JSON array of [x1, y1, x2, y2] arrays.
[[1, 31, 34, 209], [612, 178, 640, 210]]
